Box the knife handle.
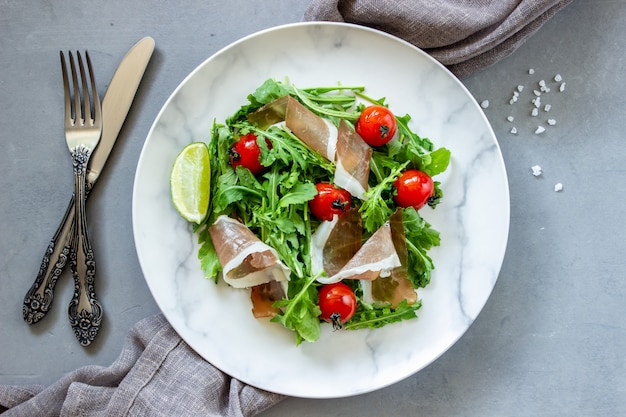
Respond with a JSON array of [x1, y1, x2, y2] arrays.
[[23, 194, 75, 324], [68, 163, 102, 346]]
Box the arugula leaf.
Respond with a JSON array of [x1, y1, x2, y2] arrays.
[[422, 147, 451, 177], [271, 274, 321, 344], [278, 182, 317, 209], [359, 159, 408, 233], [344, 299, 422, 330], [197, 225, 221, 282], [402, 207, 440, 288]]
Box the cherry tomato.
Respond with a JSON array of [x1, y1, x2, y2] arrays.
[[229, 133, 271, 175], [355, 105, 397, 147], [393, 169, 434, 210], [319, 282, 357, 330], [309, 183, 352, 221]]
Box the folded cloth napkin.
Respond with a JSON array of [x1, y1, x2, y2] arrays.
[[303, 0, 573, 78], [0, 314, 284, 417]]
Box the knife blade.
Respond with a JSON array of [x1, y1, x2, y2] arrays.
[[23, 37, 155, 325]]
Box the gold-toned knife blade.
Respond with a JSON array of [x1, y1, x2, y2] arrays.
[[87, 36, 155, 185], [23, 37, 155, 326]]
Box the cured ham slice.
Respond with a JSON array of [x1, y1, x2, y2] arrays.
[[368, 210, 418, 307], [285, 96, 337, 161], [316, 218, 401, 285], [311, 208, 362, 278], [208, 215, 290, 288], [250, 281, 286, 318], [248, 96, 288, 130], [333, 120, 372, 200]]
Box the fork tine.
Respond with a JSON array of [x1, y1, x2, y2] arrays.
[[60, 51, 72, 125], [76, 51, 91, 125], [84, 51, 101, 126], [68, 51, 81, 125]]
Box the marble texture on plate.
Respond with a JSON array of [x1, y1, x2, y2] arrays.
[[132, 22, 509, 398]]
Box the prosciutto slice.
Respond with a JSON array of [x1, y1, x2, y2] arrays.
[[208, 215, 290, 288], [333, 120, 372, 200], [316, 218, 401, 285], [311, 208, 362, 278], [285, 96, 337, 161], [248, 96, 288, 130], [368, 210, 418, 307], [250, 281, 286, 318]]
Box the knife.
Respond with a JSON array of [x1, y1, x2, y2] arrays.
[[23, 36, 155, 325]]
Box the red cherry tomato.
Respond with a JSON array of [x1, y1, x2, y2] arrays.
[[393, 169, 434, 210], [319, 282, 357, 330], [229, 133, 271, 175], [355, 105, 397, 147], [309, 183, 352, 221]]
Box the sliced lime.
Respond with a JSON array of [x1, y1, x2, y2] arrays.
[[170, 142, 210, 224]]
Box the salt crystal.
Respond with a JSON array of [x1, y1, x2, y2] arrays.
[[554, 183, 563, 192], [528, 68, 535, 74], [531, 165, 542, 176], [547, 119, 557, 126], [531, 108, 539, 117], [481, 100, 489, 108], [535, 126, 546, 134], [559, 82, 566, 92], [510, 127, 518, 134], [517, 85, 524, 92], [539, 80, 546, 87], [544, 104, 552, 112], [554, 74, 562, 82], [513, 91, 520, 97], [507, 116, 515, 122], [533, 90, 542, 96]]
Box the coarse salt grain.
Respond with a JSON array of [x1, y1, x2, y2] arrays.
[[531, 108, 539, 117], [510, 127, 518, 134], [559, 82, 566, 92], [544, 104, 552, 112], [480, 100, 489, 108], [507, 116, 515, 122], [533, 90, 542, 96], [532, 165, 542, 176], [517, 85, 524, 92], [554, 183, 563, 192], [554, 74, 562, 82], [547, 119, 557, 126], [535, 126, 546, 134], [528, 68, 535, 74]]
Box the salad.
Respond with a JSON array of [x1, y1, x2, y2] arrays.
[[173, 78, 451, 344]]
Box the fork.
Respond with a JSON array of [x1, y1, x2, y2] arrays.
[[60, 50, 103, 346]]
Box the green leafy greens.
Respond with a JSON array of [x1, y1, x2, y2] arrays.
[[193, 78, 450, 344]]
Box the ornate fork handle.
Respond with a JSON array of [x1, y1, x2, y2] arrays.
[[68, 146, 102, 346], [23, 194, 74, 324]]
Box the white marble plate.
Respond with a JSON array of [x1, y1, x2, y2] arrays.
[[133, 22, 509, 398]]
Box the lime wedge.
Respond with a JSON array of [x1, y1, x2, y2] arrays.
[[170, 142, 211, 224]]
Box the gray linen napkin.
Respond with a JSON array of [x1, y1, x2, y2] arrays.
[[0, 314, 283, 416], [303, 0, 573, 78]]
